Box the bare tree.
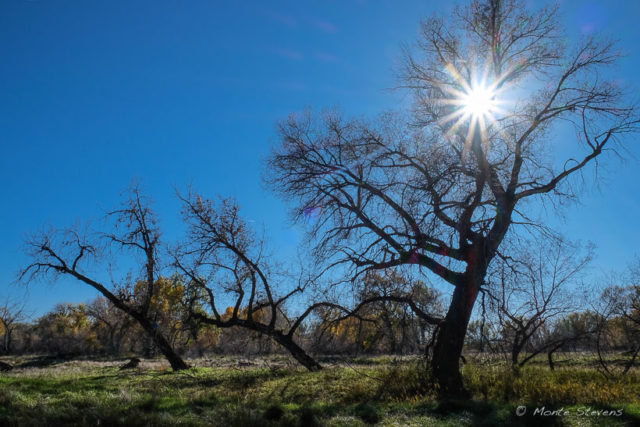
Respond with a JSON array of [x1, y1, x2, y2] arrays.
[[19, 187, 189, 370], [482, 238, 592, 370], [545, 310, 600, 371], [0, 295, 26, 355], [174, 191, 335, 371], [267, 0, 638, 395], [596, 259, 640, 377]]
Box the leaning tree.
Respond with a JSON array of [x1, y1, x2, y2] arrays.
[[20, 187, 189, 370], [267, 0, 638, 395], [173, 190, 347, 371]]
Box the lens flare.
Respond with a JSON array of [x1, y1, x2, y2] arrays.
[[462, 85, 496, 118]]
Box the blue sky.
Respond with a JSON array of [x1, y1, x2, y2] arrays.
[[1, 0, 639, 318]]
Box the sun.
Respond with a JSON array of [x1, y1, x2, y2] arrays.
[[462, 85, 496, 119], [437, 70, 507, 138]]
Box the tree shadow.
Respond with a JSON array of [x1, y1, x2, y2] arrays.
[[17, 354, 76, 369], [428, 400, 640, 427]]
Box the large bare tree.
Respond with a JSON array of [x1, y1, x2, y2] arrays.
[[174, 191, 331, 371], [267, 0, 638, 395], [20, 187, 189, 370]]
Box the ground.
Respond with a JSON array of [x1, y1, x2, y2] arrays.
[[0, 354, 639, 426]]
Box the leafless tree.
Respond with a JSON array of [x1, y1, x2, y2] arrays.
[[0, 295, 26, 355], [482, 238, 592, 370], [595, 258, 640, 377], [174, 191, 339, 371], [19, 187, 189, 370], [266, 0, 638, 395], [544, 310, 600, 371]]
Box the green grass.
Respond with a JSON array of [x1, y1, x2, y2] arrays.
[[0, 355, 638, 426]]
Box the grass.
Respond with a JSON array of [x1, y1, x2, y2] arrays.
[[0, 355, 638, 426]]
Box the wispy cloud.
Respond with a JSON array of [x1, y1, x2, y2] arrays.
[[313, 20, 338, 34], [272, 48, 303, 61], [267, 11, 298, 28], [314, 52, 339, 63]]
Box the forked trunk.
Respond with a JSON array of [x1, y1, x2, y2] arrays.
[[430, 278, 479, 397]]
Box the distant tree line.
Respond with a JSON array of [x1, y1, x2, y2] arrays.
[[4, 253, 640, 379], [1, 276, 435, 358]]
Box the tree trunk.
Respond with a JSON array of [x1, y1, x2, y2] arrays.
[[383, 312, 397, 354], [138, 317, 189, 371], [3, 330, 11, 355], [274, 333, 322, 372], [511, 340, 523, 370], [108, 328, 117, 355], [546, 342, 564, 371], [430, 280, 479, 397]]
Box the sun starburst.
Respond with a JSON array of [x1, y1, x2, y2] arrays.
[[432, 61, 516, 154], [462, 85, 496, 119]]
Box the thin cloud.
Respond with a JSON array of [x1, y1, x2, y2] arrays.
[[314, 52, 339, 63], [267, 11, 298, 27], [313, 20, 338, 34], [272, 48, 304, 61]]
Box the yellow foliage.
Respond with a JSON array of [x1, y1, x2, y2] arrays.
[[221, 305, 271, 322]]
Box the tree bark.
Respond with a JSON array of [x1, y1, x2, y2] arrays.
[[430, 279, 479, 397], [137, 317, 189, 371], [198, 315, 322, 372], [511, 340, 523, 370], [273, 332, 322, 371]]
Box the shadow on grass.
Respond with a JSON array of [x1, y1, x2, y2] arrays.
[[426, 400, 640, 427], [16, 354, 77, 369], [431, 399, 560, 427]]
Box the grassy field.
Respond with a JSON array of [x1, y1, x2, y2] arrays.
[[0, 355, 639, 426]]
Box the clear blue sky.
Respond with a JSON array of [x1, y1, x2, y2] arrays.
[[1, 0, 639, 318]]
